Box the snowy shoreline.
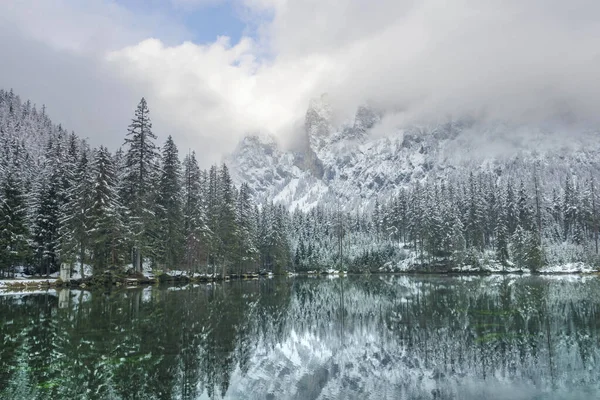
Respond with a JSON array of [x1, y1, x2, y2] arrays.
[[1, 266, 597, 294]]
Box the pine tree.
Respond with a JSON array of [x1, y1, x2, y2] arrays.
[[372, 198, 381, 240], [450, 216, 466, 267], [0, 172, 30, 277], [88, 146, 126, 273], [495, 207, 510, 266], [216, 164, 237, 277], [156, 136, 184, 269], [206, 165, 219, 272], [563, 175, 576, 241], [506, 180, 518, 235], [182, 151, 209, 272], [235, 183, 257, 275], [59, 144, 93, 278], [517, 180, 533, 231], [466, 172, 486, 251], [121, 98, 159, 273], [32, 140, 63, 277]]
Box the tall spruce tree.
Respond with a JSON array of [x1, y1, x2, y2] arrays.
[[121, 98, 159, 272], [182, 151, 209, 272], [32, 139, 62, 276], [59, 144, 93, 278], [0, 172, 30, 277], [235, 183, 257, 274], [89, 146, 126, 273], [206, 165, 219, 271], [156, 136, 184, 269], [216, 164, 237, 277]]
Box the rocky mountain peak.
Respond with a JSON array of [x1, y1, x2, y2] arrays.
[[305, 93, 333, 151], [230, 99, 600, 212]]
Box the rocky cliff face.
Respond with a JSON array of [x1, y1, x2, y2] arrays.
[[228, 96, 600, 212]]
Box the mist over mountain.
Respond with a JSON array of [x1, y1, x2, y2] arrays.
[[229, 93, 600, 212]]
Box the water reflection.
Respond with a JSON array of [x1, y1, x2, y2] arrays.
[[1, 275, 599, 399]]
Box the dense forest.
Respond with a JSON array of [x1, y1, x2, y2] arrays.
[[289, 170, 600, 273], [1, 89, 599, 278], [0, 91, 289, 278]]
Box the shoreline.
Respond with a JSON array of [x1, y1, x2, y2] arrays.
[[0, 269, 598, 293]]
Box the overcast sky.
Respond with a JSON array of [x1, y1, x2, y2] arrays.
[[1, 0, 599, 166]]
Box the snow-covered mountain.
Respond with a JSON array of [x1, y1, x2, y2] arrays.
[[228, 95, 600, 211]]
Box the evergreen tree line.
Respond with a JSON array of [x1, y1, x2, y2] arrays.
[[288, 170, 600, 272], [0, 93, 290, 278], [2, 89, 600, 277], [372, 170, 600, 271]]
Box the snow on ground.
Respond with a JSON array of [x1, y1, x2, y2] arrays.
[[71, 264, 93, 280], [0, 289, 57, 297], [385, 246, 599, 274], [165, 270, 187, 277], [452, 263, 528, 273], [539, 262, 596, 274]]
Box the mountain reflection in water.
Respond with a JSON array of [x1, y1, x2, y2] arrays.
[[1, 275, 599, 399]]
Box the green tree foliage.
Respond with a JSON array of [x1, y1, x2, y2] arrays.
[[0, 173, 30, 276], [88, 146, 126, 273], [156, 136, 184, 269], [182, 151, 209, 272], [121, 98, 159, 272]]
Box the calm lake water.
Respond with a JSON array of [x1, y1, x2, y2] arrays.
[[1, 275, 600, 399]]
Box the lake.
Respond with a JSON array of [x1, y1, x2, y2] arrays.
[[1, 275, 599, 399]]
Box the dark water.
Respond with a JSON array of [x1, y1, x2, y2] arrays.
[[1, 275, 600, 399]]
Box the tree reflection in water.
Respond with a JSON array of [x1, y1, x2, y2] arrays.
[[1, 275, 599, 399]]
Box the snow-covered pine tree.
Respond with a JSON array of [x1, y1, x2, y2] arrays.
[[156, 136, 184, 270], [32, 138, 63, 277], [89, 146, 126, 273], [182, 151, 209, 272], [59, 143, 93, 278], [121, 98, 159, 273], [235, 183, 257, 274], [563, 175, 576, 241], [205, 165, 219, 271], [495, 203, 510, 267], [0, 171, 30, 277], [216, 164, 237, 277]]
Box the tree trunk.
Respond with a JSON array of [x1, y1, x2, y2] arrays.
[[79, 243, 85, 279], [135, 247, 142, 273]]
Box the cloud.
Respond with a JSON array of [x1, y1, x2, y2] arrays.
[[257, 0, 600, 124], [107, 0, 600, 163], [0, 0, 187, 53], [106, 36, 335, 162], [2, 0, 600, 167], [0, 0, 188, 155], [0, 19, 141, 152]]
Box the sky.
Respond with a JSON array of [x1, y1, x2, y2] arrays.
[[1, 0, 599, 166]]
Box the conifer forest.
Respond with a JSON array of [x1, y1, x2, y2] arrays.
[[1, 89, 599, 280]]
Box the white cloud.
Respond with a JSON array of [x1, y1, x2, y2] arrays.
[[105, 0, 600, 165], [0, 0, 187, 53], [2, 0, 600, 166], [0, 0, 187, 154], [106, 36, 336, 163]]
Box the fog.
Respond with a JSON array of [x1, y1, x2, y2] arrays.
[[1, 0, 599, 165]]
